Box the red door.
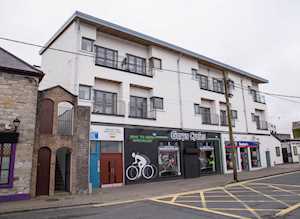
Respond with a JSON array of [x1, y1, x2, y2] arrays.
[[101, 153, 123, 185], [36, 147, 51, 195]]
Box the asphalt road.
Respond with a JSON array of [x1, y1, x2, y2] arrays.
[[1, 171, 300, 219]]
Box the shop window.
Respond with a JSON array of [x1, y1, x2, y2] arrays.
[[293, 146, 298, 155], [79, 85, 91, 100], [151, 97, 164, 110], [225, 141, 238, 171], [275, 147, 281, 157], [250, 146, 261, 168], [40, 99, 54, 134], [158, 142, 181, 177], [197, 141, 216, 173], [57, 102, 74, 136], [81, 37, 94, 52], [0, 143, 15, 187], [100, 141, 122, 153]]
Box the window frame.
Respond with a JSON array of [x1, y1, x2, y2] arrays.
[[151, 97, 164, 110], [212, 78, 224, 93], [231, 110, 238, 120], [149, 57, 162, 70], [57, 102, 74, 136], [200, 107, 211, 124], [81, 37, 94, 52], [194, 103, 201, 115], [0, 143, 16, 188], [293, 146, 298, 155], [79, 84, 91, 100], [129, 95, 148, 118], [126, 54, 146, 75], [275, 146, 281, 157], [94, 90, 118, 115], [200, 75, 209, 90], [95, 45, 118, 68]]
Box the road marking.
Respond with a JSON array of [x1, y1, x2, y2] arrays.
[[240, 184, 290, 207], [268, 184, 300, 196], [209, 208, 279, 212], [275, 203, 300, 217], [249, 182, 300, 188], [223, 188, 261, 219], [150, 198, 250, 219], [175, 200, 283, 203], [171, 195, 178, 203], [93, 199, 144, 207], [200, 191, 207, 208]]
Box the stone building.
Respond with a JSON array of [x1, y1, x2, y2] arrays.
[[0, 47, 43, 201], [31, 85, 90, 196]]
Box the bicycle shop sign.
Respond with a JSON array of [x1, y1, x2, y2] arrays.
[[170, 131, 205, 141]]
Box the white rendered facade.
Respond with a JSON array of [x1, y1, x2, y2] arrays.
[[40, 12, 278, 174]]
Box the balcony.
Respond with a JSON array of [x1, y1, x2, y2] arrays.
[[201, 113, 219, 125], [251, 90, 266, 104], [93, 100, 125, 117], [199, 78, 225, 94], [129, 109, 156, 120], [256, 120, 268, 130]]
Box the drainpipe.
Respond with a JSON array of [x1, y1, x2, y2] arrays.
[[241, 79, 249, 133], [177, 53, 184, 129], [74, 18, 80, 96]]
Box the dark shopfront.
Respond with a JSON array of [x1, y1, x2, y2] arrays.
[[124, 128, 222, 184]]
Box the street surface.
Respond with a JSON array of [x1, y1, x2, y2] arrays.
[[1, 171, 300, 219]]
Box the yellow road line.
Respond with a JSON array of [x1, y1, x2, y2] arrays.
[[240, 184, 290, 207], [209, 208, 279, 212], [203, 194, 297, 198], [275, 203, 300, 217], [200, 191, 207, 208], [223, 188, 261, 219], [150, 198, 250, 219], [176, 200, 282, 203], [170, 195, 178, 203], [240, 171, 300, 184], [249, 182, 300, 188], [268, 184, 300, 196]]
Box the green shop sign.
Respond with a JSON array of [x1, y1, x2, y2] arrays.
[[128, 134, 168, 143]]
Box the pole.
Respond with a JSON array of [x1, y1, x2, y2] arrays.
[[223, 71, 238, 182]]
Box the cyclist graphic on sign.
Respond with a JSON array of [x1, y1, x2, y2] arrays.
[[126, 152, 155, 181]]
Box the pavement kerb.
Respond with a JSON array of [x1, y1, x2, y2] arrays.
[[1, 168, 300, 216]]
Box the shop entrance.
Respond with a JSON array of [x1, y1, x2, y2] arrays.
[[240, 147, 249, 171], [100, 141, 123, 186], [197, 140, 221, 174]]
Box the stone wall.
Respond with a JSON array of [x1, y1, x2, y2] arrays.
[[0, 71, 39, 197]]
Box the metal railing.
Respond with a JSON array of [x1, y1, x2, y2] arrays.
[[256, 120, 268, 130], [93, 100, 125, 116], [128, 102, 156, 120], [199, 78, 225, 94], [201, 112, 219, 125], [95, 56, 153, 77], [57, 108, 73, 135], [251, 90, 266, 104]]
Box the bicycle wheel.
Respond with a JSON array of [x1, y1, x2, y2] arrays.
[[142, 164, 154, 179], [126, 165, 139, 181]]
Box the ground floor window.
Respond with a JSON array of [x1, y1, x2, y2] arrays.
[[158, 142, 181, 177], [275, 146, 281, 157], [100, 141, 122, 153], [250, 146, 261, 168], [0, 143, 15, 186]]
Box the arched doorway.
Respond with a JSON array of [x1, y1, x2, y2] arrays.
[[55, 147, 71, 192], [36, 147, 51, 196]]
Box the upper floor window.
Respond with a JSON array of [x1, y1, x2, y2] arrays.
[[130, 96, 147, 118], [57, 102, 73, 136], [213, 78, 224, 93], [0, 143, 15, 187], [231, 110, 238, 119], [95, 46, 118, 68], [40, 99, 54, 134], [200, 75, 209, 90], [94, 90, 117, 115], [126, 54, 146, 75], [192, 69, 200, 80], [79, 85, 91, 100], [149, 57, 162, 70], [151, 97, 164, 110], [200, 107, 212, 124], [81, 37, 94, 52], [194, 103, 201, 115]]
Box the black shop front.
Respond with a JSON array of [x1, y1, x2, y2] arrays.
[[124, 128, 222, 184]]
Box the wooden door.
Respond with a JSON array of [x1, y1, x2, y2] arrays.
[[101, 153, 123, 185], [36, 147, 51, 195]]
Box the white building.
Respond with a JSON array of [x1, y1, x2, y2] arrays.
[[39, 11, 277, 188]]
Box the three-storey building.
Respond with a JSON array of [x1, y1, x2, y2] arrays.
[[39, 11, 278, 190]]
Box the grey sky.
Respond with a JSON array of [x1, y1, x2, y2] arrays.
[[1, 0, 300, 134]]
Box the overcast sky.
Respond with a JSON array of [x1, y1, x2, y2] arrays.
[[1, 0, 300, 134]]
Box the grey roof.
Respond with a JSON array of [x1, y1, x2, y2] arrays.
[[0, 47, 43, 79], [40, 11, 268, 83]]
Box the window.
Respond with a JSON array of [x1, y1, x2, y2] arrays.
[[250, 146, 261, 168], [95, 46, 118, 68], [231, 110, 238, 119], [100, 141, 122, 153], [149, 57, 162, 70], [220, 110, 227, 126], [94, 90, 117, 115], [293, 146, 298, 155], [192, 69, 200, 80], [213, 78, 224, 93], [194, 103, 201, 115], [81, 37, 94, 52], [200, 107, 211, 124], [79, 85, 91, 100], [0, 143, 14, 186], [58, 102, 73, 136], [158, 142, 181, 177], [275, 147, 281, 157], [200, 75, 209, 90], [228, 80, 235, 90], [151, 97, 164, 110], [130, 96, 147, 118], [127, 54, 146, 74]]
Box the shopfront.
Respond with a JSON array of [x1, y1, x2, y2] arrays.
[[124, 128, 222, 184], [90, 125, 124, 188]]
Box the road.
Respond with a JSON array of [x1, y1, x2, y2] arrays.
[[1, 171, 300, 219]]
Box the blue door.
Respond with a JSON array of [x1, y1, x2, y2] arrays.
[[90, 140, 100, 189]]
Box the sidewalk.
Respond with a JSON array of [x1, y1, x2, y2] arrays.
[[1, 163, 299, 214]]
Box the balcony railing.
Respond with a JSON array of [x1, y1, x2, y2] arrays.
[[201, 113, 219, 125], [95, 56, 153, 77], [256, 120, 268, 130], [199, 78, 225, 94], [128, 102, 156, 120], [220, 117, 236, 127], [251, 90, 266, 104], [93, 100, 125, 116]]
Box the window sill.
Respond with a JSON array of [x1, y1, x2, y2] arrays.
[[128, 116, 156, 120], [202, 123, 219, 126], [200, 87, 225, 95], [92, 112, 125, 117], [95, 63, 153, 78]]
